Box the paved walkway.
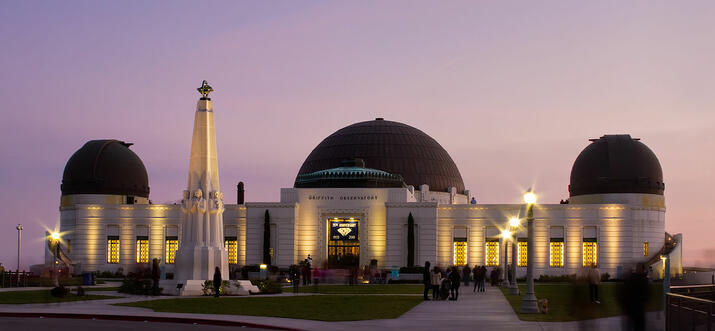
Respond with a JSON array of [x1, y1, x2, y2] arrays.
[[0, 285, 666, 330]]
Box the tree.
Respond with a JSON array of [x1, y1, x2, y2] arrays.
[[263, 210, 271, 265], [407, 212, 415, 267]]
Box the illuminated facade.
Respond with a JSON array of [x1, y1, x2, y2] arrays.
[[49, 88, 682, 279]]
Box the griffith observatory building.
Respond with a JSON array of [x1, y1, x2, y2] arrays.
[[48, 84, 682, 285]]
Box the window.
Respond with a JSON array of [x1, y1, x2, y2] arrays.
[[136, 236, 149, 264], [550, 241, 564, 267], [643, 241, 649, 257], [583, 242, 597, 267], [165, 236, 178, 264], [517, 239, 527, 267], [485, 240, 499, 266], [454, 241, 468, 266], [126, 196, 134, 204], [453, 227, 467, 266], [225, 236, 238, 265], [107, 236, 120, 264], [583, 227, 597, 267], [550, 227, 564, 268]]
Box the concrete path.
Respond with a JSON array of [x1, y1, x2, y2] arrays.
[[0, 285, 667, 330]]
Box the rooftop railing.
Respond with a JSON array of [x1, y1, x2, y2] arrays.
[[666, 285, 715, 331]]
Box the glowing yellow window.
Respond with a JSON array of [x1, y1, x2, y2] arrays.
[[485, 240, 499, 267], [550, 241, 564, 267], [453, 241, 467, 266], [225, 237, 238, 265], [643, 241, 649, 257], [583, 241, 597, 267], [136, 237, 149, 264], [107, 236, 120, 264], [518, 241, 528, 267], [165, 236, 178, 264]]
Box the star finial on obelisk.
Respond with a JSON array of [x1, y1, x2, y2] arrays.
[[197, 80, 214, 99]]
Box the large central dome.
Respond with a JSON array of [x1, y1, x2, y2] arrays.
[[296, 118, 465, 193]]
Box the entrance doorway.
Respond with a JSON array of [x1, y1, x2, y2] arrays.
[[327, 218, 360, 268]]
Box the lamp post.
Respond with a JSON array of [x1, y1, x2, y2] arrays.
[[509, 217, 520, 295], [501, 229, 512, 287], [51, 232, 60, 287], [521, 189, 539, 313], [16, 224, 22, 286]]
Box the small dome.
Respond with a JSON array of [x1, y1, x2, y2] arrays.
[[295, 158, 406, 188], [569, 135, 664, 197], [61, 140, 150, 198], [296, 119, 465, 193]]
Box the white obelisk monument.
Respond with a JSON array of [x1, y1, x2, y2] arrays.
[[174, 80, 229, 295]]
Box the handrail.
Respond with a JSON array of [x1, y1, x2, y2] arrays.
[[667, 292, 715, 304]]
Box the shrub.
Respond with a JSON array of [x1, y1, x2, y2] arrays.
[[537, 274, 577, 282], [50, 286, 69, 297], [242, 265, 260, 272], [201, 280, 232, 296], [250, 279, 282, 294], [165, 272, 174, 280], [601, 272, 611, 282], [119, 278, 153, 295], [76, 286, 85, 296]]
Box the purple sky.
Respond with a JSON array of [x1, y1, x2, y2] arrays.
[[1, 1, 714, 270]]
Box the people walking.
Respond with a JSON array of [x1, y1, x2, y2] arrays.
[[212, 266, 222, 297], [588, 265, 600, 304], [449, 267, 461, 300], [473, 265, 485, 292], [431, 267, 441, 300], [480, 266, 487, 291], [290, 265, 300, 293], [462, 265, 471, 287], [423, 261, 431, 300]]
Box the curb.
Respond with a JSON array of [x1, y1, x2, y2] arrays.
[[0, 312, 303, 330]]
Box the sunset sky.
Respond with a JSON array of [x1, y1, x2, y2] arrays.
[[1, 1, 714, 269]]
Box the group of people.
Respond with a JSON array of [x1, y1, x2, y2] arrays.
[[288, 255, 315, 292], [423, 262, 514, 300], [423, 261, 465, 301]]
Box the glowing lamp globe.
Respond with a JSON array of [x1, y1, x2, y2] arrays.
[[509, 217, 520, 227], [501, 229, 512, 239], [51, 232, 60, 240], [523, 191, 537, 204]]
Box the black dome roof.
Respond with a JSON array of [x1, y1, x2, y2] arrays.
[[569, 134, 664, 197], [61, 140, 150, 198], [296, 119, 465, 193]]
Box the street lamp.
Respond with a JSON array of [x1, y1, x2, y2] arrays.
[[50, 232, 60, 287], [501, 229, 512, 287], [508, 217, 520, 295], [16, 224, 22, 286], [521, 189, 539, 313]]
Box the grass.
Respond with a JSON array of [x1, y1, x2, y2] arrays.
[[0, 290, 120, 304], [116, 295, 423, 321], [499, 282, 664, 322], [296, 284, 423, 294]]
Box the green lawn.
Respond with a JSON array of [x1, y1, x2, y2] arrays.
[[0, 290, 120, 304], [499, 282, 664, 322], [116, 295, 422, 321], [297, 284, 422, 294]]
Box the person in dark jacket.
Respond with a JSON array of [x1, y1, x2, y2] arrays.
[[423, 261, 431, 300], [151, 258, 161, 296], [462, 265, 471, 287], [449, 267, 461, 300], [212, 266, 222, 297]]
